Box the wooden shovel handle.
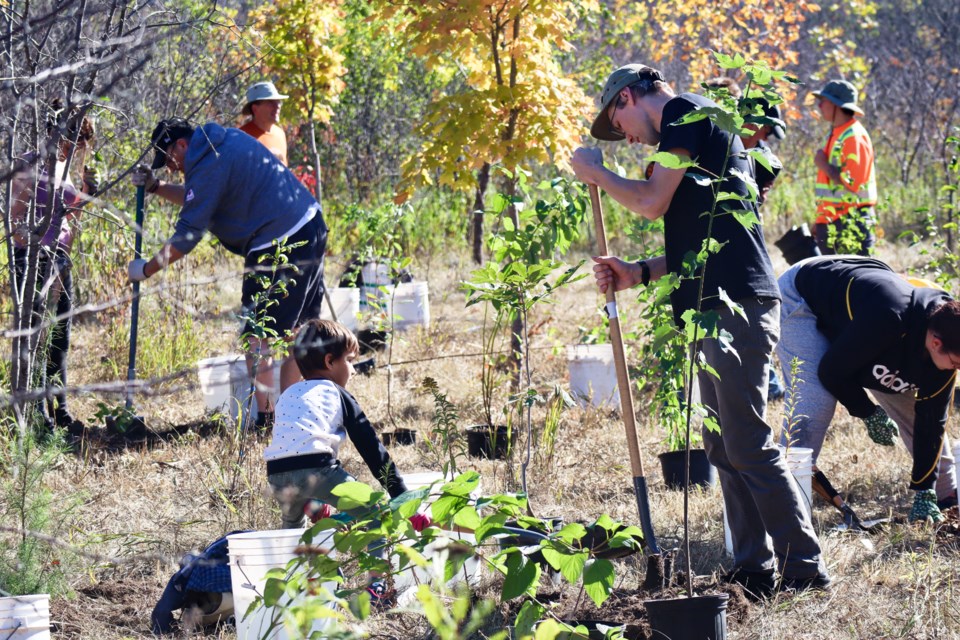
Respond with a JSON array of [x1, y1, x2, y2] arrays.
[[589, 185, 645, 477]]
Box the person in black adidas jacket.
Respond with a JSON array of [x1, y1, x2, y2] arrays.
[[777, 255, 960, 522]]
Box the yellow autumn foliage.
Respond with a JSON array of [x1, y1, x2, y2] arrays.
[[246, 0, 348, 124], [380, 0, 599, 198]]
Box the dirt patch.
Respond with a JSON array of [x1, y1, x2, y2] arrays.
[[936, 506, 960, 541], [498, 573, 755, 639], [69, 419, 226, 456], [52, 579, 159, 638]]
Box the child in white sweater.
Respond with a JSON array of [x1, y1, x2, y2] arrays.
[[264, 319, 416, 603]]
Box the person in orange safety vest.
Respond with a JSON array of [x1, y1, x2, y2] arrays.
[[811, 80, 877, 256]]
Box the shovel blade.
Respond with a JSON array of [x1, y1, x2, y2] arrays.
[[832, 517, 891, 533]]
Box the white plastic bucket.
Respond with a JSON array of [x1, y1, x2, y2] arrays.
[[953, 441, 960, 497], [319, 288, 360, 332], [0, 594, 51, 640], [394, 530, 481, 606], [197, 355, 279, 422], [783, 446, 814, 519], [722, 446, 815, 557], [394, 474, 483, 601], [228, 529, 338, 640], [360, 262, 391, 308], [567, 344, 620, 409], [387, 282, 430, 330]]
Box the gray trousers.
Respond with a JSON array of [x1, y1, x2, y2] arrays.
[[700, 297, 825, 578], [776, 264, 956, 500], [268, 462, 386, 559]]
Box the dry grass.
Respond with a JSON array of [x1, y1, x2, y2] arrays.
[[15, 240, 960, 639]]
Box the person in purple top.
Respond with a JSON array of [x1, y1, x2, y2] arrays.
[[11, 102, 99, 433]]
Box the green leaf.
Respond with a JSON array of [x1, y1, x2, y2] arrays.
[[686, 172, 714, 187], [475, 512, 510, 543], [609, 525, 644, 550], [502, 552, 541, 600], [535, 619, 564, 640], [553, 522, 587, 544], [731, 208, 760, 230], [515, 600, 546, 639], [716, 288, 746, 320], [263, 576, 287, 607], [583, 559, 615, 607], [332, 481, 376, 511], [541, 545, 588, 583], [646, 151, 696, 170], [443, 471, 481, 496], [713, 51, 746, 69], [348, 590, 371, 621], [394, 544, 431, 579], [431, 494, 468, 523], [453, 505, 482, 530], [593, 514, 617, 532]]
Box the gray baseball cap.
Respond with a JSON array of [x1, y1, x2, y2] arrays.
[[242, 81, 289, 115], [811, 80, 863, 115], [590, 64, 665, 141]]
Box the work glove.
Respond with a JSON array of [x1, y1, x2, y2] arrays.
[[131, 164, 158, 193], [304, 500, 333, 524], [82, 165, 101, 196], [127, 258, 149, 282], [409, 513, 432, 532], [862, 406, 898, 446], [909, 488, 945, 523]]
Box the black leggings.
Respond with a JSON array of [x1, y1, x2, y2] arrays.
[[13, 246, 73, 417]]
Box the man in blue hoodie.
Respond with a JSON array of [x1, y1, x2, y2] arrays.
[[128, 118, 328, 428]]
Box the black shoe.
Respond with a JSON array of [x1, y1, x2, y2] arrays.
[[354, 357, 376, 376], [55, 411, 87, 437], [780, 572, 832, 593], [723, 568, 776, 600]]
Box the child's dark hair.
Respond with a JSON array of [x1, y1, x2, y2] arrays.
[[929, 300, 960, 353], [293, 319, 358, 376]]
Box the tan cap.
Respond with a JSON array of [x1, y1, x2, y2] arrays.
[[591, 64, 665, 141]]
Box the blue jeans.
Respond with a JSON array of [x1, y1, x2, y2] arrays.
[[699, 297, 825, 578]]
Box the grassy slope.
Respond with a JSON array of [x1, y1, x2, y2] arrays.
[[31, 234, 960, 639]]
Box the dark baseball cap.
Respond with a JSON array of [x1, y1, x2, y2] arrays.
[[149, 118, 194, 169], [590, 64, 665, 141]]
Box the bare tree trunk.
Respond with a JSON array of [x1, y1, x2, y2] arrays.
[[308, 120, 324, 203], [504, 177, 523, 390], [470, 162, 490, 264]]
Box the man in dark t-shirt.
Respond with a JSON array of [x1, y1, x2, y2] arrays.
[[571, 63, 828, 596]]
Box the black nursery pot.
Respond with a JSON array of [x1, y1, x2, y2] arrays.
[[382, 428, 417, 446], [356, 328, 389, 354], [774, 223, 821, 265], [644, 593, 729, 640], [466, 425, 513, 459], [657, 448, 718, 490]]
